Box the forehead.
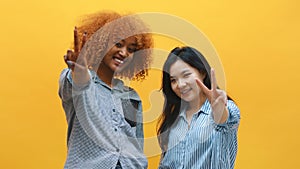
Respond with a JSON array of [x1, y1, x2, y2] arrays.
[[124, 36, 137, 43], [115, 36, 137, 45], [169, 59, 196, 76]]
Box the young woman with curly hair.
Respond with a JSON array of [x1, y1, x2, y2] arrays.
[[59, 11, 153, 169]]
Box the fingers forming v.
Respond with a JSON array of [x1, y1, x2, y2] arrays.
[[81, 31, 87, 49], [210, 68, 217, 91], [63, 27, 88, 70], [74, 27, 79, 55], [195, 78, 210, 97]]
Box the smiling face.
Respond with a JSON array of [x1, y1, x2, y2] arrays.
[[169, 59, 206, 105], [101, 36, 137, 74]]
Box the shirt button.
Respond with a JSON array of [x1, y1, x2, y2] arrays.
[[114, 128, 117, 131], [116, 148, 120, 152], [112, 109, 115, 112]]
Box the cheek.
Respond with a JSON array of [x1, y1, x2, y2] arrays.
[[127, 54, 134, 62], [103, 49, 113, 61], [123, 55, 134, 66], [189, 78, 200, 92], [171, 84, 181, 97], [171, 84, 176, 91]]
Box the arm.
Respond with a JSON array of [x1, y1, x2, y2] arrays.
[[64, 27, 90, 86], [71, 72, 119, 151], [211, 100, 240, 169], [213, 100, 240, 132], [60, 27, 118, 151], [58, 68, 73, 102]]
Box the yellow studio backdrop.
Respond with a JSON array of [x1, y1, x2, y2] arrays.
[[0, 0, 299, 168]]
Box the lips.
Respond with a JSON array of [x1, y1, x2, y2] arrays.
[[180, 88, 192, 95], [113, 56, 124, 65]]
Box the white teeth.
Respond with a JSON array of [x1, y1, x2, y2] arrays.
[[115, 58, 124, 64]]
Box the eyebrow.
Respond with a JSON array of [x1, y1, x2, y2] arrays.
[[117, 38, 138, 46], [129, 43, 137, 47]]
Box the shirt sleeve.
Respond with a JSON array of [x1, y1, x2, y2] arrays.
[[58, 68, 73, 102], [211, 100, 240, 169], [58, 68, 76, 126], [59, 69, 124, 154], [65, 70, 119, 152], [212, 100, 240, 133]]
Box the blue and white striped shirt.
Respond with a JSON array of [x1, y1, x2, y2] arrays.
[[59, 68, 147, 169], [159, 99, 240, 169]]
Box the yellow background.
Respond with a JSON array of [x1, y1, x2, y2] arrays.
[[1, 0, 300, 168]]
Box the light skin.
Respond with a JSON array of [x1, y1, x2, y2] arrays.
[[64, 27, 137, 87], [169, 59, 228, 125]]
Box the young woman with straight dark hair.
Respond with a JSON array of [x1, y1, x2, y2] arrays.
[[157, 46, 240, 169]]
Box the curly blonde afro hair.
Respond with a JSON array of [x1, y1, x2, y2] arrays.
[[74, 11, 153, 80]]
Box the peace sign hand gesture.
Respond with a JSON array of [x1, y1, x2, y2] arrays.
[[63, 27, 90, 85], [196, 68, 229, 124]]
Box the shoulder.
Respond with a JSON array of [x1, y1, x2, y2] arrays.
[[227, 100, 240, 114]]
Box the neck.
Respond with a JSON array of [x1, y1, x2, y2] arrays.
[[187, 93, 207, 115], [97, 64, 114, 87]]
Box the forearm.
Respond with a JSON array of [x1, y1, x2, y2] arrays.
[[213, 106, 229, 124], [72, 67, 90, 86], [212, 100, 240, 132]]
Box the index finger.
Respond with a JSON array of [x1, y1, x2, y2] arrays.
[[210, 68, 218, 90], [195, 78, 210, 96], [81, 31, 87, 49], [74, 26, 79, 54]]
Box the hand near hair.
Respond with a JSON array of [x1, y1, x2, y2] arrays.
[[63, 27, 90, 85], [196, 68, 229, 124]]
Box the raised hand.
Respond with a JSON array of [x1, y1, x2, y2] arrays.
[[64, 27, 87, 71], [196, 68, 229, 124], [63, 27, 90, 85]]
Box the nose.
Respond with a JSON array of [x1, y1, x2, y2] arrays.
[[177, 79, 186, 89], [119, 47, 128, 58]]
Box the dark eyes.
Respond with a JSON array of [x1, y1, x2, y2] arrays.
[[127, 47, 136, 53], [115, 42, 136, 53], [183, 73, 191, 77], [115, 42, 122, 48], [170, 73, 191, 83]]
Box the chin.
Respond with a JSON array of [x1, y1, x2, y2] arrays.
[[182, 96, 196, 103]]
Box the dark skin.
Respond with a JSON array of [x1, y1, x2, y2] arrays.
[[64, 27, 87, 71], [63, 27, 90, 85], [63, 26, 138, 87]]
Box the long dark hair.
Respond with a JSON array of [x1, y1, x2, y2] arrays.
[[157, 46, 232, 152]]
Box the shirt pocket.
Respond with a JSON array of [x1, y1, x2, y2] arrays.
[[121, 98, 139, 127]]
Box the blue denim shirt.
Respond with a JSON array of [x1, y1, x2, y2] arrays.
[[59, 68, 147, 169], [159, 100, 240, 169]]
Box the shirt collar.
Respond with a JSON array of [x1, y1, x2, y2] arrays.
[[90, 70, 141, 101], [179, 99, 211, 119], [90, 70, 124, 91], [199, 99, 211, 115]]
